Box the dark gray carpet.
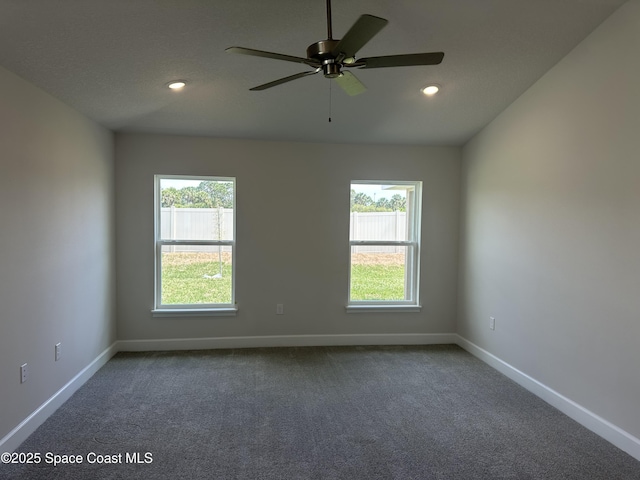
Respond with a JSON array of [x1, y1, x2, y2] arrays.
[[2, 345, 639, 479]]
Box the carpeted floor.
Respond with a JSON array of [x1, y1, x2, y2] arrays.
[[2, 345, 639, 479]]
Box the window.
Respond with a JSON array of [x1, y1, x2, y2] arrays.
[[347, 181, 422, 312], [153, 175, 236, 315]]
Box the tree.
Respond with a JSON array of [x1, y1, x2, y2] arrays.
[[199, 181, 233, 208], [179, 187, 213, 208], [351, 189, 405, 212], [354, 192, 373, 207], [351, 191, 375, 212], [161, 187, 181, 207], [389, 194, 406, 212], [161, 181, 234, 209], [375, 197, 391, 210]]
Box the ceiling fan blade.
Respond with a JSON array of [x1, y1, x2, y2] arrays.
[[354, 52, 444, 69], [249, 69, 321, 91], [330, 14, 388, 59], [334, 71, 366, 96], [226, 47, 320, 67]]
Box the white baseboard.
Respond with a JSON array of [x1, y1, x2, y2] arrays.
[[455, 335, 640, 462], [117, 333, 458, 351], [0, 342, 119, 453]]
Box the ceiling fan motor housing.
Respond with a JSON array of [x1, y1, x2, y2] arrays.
[[306, 39, 339, 60], [307, 40, 342, 78]]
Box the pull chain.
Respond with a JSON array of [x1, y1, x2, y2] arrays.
[[329, 80, 332, 123]]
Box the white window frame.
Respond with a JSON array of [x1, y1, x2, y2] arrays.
[[347, 180, 422, 313], [152, 174, 237, 316]]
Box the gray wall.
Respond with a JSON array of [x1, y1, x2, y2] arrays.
[[115, 134, 460, 340], [0, 67, 115, 440], [458, 1, 640, 440]]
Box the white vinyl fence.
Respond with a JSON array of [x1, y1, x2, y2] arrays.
[[161, 208, 407, 253], [349, 211, 407, 253], [161, 207, 233, 253]]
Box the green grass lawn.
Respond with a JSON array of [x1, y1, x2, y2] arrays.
[[350, 264, 405, 301], [161, 253, 406, 304], [162, 256, 233, 305]]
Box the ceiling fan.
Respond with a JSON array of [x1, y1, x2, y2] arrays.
[[225, 0, 444, 96]]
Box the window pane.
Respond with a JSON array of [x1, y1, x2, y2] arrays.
[[160, 178, 234, 241], [161, 246, 233, 305], [350, 246, 409, 301], [350, 183, 408, 241]]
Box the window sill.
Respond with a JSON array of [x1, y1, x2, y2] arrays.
[[151, 307, 238, 318], [345, 305, 422, 314]]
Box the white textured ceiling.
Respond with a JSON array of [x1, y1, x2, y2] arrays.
[[0, 0, 626, 145]]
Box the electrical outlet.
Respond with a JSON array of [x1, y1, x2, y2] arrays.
[[20, 363, 28, 383], [276, 304, 284, 315], [490, 317, 496, 330], [55, 343, 61, 361]]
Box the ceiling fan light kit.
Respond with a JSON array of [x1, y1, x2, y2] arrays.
[[226, 0, 444, 96]]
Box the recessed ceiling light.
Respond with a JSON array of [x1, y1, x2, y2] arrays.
[[421, 85, 440, 96], [167, 81, 186, 90]]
